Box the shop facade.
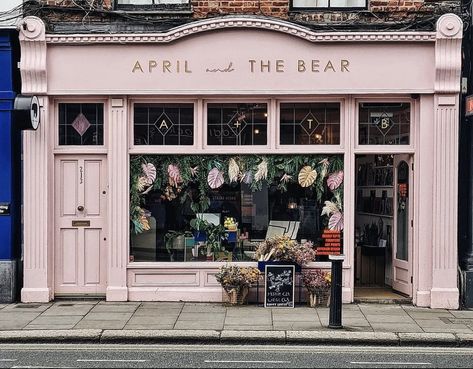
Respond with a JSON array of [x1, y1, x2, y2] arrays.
[[19, 13, 462, 308]]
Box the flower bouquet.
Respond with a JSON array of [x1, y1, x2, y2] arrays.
[[301, 269, 332, 307], [253, 235, 317, 271], [215, 264, 260, 305]]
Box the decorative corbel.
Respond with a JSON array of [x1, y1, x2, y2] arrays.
[[435, 13, 463, 93], [19, 16, 47, 95]]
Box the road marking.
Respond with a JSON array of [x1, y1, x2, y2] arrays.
[[12, 367, 73, 369], [205, 360, 291, 364], [350, 362, 431, 366], [0, 359, 17, 362], [77, 359, 148, 363]]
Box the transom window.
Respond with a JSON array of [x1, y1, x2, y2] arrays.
[[134, 103, 194, 146], [58, 103, 104, 146], [358, 103, 411, 145], [291, 0, 366, 9], [280, 103, 341, 145], [207, 103, 267, 146]]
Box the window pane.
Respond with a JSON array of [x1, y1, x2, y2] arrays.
[[330, 0, 365, 7], [133, 103, 194, 146], [58, 103, 104, 146], [358, 103, 410, 145], [207, 103, 268, 146], [280, 103, 340, 145], [292, 0, 365, 7]]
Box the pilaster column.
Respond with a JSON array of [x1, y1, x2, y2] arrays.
[[430, 14, 462, 309], [107, 98, 129, 301], [19, 17, 51, 302]]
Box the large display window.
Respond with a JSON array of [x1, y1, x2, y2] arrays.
[[129, 154, 344, 263]]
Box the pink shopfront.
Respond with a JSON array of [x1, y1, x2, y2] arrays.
[[18, 13, 462, 308]]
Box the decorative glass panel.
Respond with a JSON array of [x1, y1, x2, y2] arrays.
[[207, 103, 267, 146], [59, 103, 103, 146], [280, 103, 340, 145], [396, 161, 409, 261], [134, 104, 194, 146], [358, 103, 411, 145]]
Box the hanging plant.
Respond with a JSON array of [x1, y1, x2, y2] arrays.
[[190, 166, 199, 178], [327, 170, 344, 191], [321, 200, 344, 231], [298, 166, 317, 187], [254, 158, 268, 182], [228, 158, 240, 183], [168, 164, 182, 187], [141, 163, 157, 185], [318, 158, 330, 179], [208, 168, 225, 189]]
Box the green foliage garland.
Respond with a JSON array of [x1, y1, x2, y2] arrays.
[[130, 154, 344, 234]]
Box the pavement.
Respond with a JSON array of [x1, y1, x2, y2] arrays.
[[1, 300, 473, 346]]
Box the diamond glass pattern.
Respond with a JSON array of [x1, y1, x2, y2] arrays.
[[227, 112, 248, 136], [71, 113, 91, 137], [300, 112, 320, 136], [154, 112, 174, 136]]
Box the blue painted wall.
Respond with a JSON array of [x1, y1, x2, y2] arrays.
[[0, 29, 21, 262]]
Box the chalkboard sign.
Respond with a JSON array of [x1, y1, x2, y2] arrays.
[[264, 265, 295, 308]]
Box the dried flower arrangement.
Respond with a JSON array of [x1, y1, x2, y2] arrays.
[[253, 235, 317, 265], [215, 264, 260, 305], [301, 269, 332, 293]]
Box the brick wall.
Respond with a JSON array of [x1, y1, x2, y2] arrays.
[[28, 0, 462, 30]]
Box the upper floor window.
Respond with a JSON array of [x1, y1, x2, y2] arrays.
[[291, 0, 366, 9], [358, 102, 411, 145], [207, 103, 267, 146], [59, 103, 104, 146], [116, 0, 189, 9]]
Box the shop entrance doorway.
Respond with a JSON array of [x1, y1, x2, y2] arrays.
[[54, 155, 107, 296], [354, 154, 413, 302]]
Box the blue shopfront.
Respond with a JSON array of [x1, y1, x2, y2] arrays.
[[0, 29, 21, 302]]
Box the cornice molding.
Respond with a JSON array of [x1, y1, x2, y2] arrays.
[[44, 16, 437, 44]]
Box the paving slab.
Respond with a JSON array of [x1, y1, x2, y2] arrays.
[[0, 312, 41, 321], [133, 308, 182, 317], [273, 322, 322, 330], [140, 302, 183, 309], [398, 332, 457, 346], [2, 303, 52, 313], [272, 314, 319, 322], [448, 310, 473, 318], [364, 315, 415, 323], [41, 305, 94, 316], [0, 321, 31, 330], [370, 323, 423, 333], [223, 325, 273, 331], [174, 320, 224, 330], [178, 312, 225, 321], [80, 312, 133, 321], [124, 324, 175, 330], [224, 317, 272, 325], [26, 315, 83, 326], [90, 304, 139, 313], [74, 320, 128, 330], [126, 316, 178, 325], [422, 327, 473, 333], [337, 318, 372, 327], [100, 329, 220, 343]]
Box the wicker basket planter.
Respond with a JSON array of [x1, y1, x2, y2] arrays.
[[307, 288, 331, 307], [223, 286, 249, 305]]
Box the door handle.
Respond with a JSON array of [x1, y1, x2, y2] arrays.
[[77, 205, 84, 212]]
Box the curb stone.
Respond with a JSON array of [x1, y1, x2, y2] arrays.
[[286, 331, 399, 346], [0, 329, 102, 343], [455, 333, 473, 347], [398, 333, 457, 346], [220, 330, 286, 344], [100, 329, 221, 344]]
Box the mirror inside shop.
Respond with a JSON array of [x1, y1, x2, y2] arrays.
[[129, 155, 344, 263]]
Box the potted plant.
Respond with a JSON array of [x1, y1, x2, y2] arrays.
[[301, 269, 331, 307], [253, 235, 317, 272], [204, 222, 226, 260], [215, 264, 260, 305], [165, 230, 193, 254]]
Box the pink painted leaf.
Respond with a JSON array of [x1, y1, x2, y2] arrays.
[[328, 211, 344, 231], [207, 168, 224, 189], [141, 163, 156, 185], [167, 164, 182, 185], [327, 170, 344, 191]]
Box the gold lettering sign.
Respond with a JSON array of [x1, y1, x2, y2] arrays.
[[131, 59, 350, 74], [72, 220, 91, 227]]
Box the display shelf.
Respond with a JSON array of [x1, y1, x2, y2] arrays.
[[356, 211, 393, 219]]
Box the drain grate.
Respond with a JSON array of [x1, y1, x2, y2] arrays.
[[14, 304, 41, 309], [58, 304, 75, 307]]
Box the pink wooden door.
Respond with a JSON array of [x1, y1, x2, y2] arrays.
[[55, 156, 107, 295], [392, 154, 413, 296]]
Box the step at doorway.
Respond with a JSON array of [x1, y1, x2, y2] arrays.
[[354, 286, 411, 304]]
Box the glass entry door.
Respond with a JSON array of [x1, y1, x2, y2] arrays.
[[392, 154, 413, 296]]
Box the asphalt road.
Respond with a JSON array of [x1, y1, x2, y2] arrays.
[[0, 344, 472, 368]]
